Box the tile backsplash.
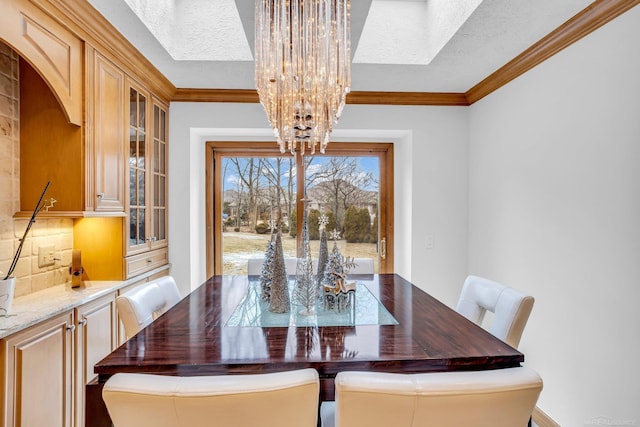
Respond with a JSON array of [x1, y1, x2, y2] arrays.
[[0, 41, 74, 297]]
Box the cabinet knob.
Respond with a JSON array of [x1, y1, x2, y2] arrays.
[[78, 318, 88, 326], [66, 324, 76, 332], [97, 193, 104, 199], [147, 259, 153, 263]]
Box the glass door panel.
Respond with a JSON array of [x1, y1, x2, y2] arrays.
[[208, 142, 393, 277], [220, 156, 297, 274], [150, 102, 168, 249], [128, 87, 147, 251], [304, 156, 380, 273]]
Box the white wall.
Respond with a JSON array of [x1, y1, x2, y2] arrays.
[[468, 7, 640, 426], [168, 102, 469, 305]]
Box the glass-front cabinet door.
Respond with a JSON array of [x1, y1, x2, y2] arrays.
[[126, 82, 149, 255], [150, 100, 168, 250], [125, 82, 169, 255]]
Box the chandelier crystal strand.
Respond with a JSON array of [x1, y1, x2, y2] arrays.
[[256, 0, 351, 155]]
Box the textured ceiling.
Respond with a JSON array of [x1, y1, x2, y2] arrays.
[[87, 0, 593, 92]]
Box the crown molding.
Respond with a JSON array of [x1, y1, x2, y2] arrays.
[[172, 89, 470, 106], [466, 0, 640, 104], [173, 89, 260, 103], [30, 0, 176, 101], [346, 91, 469, 106]]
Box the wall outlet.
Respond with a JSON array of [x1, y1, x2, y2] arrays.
[[425, 233, 434, 250], [38, 245, 56, 267]]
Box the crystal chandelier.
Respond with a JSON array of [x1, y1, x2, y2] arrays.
[[255, 0, 351, 155]]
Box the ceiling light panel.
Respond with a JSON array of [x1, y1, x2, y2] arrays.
[[354, 0, 484, 65], [123, 0, 253, 61], [354, 0, 430, 65]]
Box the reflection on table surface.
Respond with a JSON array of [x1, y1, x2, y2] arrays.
[[226, 280, 398, 328], [95, 274, 523, 376]]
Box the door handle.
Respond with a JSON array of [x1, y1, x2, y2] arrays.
[[380, 237, 386, 259]]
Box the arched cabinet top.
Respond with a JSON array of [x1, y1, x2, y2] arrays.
[[1, 0, 83, 126]]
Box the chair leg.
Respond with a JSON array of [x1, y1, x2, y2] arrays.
[[528, 416, 532, 427]]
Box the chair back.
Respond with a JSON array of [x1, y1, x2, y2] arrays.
[[247, 258, 264, 275], [332, 367, 542, 427], [347, 258, 375, 275], [116, 277, 181, 340], [153, 276, 181, 308], [247, 257, 301, 275], [456, 275, 534, 348], [103, 369, 320, 427]]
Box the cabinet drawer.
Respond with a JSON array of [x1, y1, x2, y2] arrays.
[[124, 248, 168, 278]]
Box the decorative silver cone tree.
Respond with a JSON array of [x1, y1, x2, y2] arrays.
[[260, 236, 276, 302], [269, 231, 290, 313], [316, 225, 329, 295], [295, 208, 316, 315]]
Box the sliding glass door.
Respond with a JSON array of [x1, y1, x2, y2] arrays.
[[206, 142, 393, 276]]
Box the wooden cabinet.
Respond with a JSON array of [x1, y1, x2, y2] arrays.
[[85, 48, 126, 213], [0, 294, 117, 427], [19, 47, 127, 216], [126, 81, 150, 255], [125, 84, 169, 255], [150, 100, 169, 251], [123, 80, 169, 275], [73, 76, 169, 281], [1, 0, 83, 126], [9, 0, 169, 279], [1, 311, 75, 427], [74, 293, 117, 427]]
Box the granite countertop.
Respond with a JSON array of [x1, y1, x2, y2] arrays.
[[0, 266, 170, 339]]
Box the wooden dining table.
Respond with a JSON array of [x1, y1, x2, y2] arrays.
[[85, 274, 523, 427]]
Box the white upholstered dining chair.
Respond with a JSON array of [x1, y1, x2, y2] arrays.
[[103, 368, 320, 427], [116, 276, 181, 340], [321, 366, 542, 427], [456, 275, 534, 348]]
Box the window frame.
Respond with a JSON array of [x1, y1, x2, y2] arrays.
[[205, 141, 394, 277]]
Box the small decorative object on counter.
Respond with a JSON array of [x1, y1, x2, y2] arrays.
[[0, 275, 16, 317], [322, 240, 358, 313], [3, 181, 56, 281], [269, 230, 290, 313], [1, 182, 55, 316], [69, 249, 84, 288]]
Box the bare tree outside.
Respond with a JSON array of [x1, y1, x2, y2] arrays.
[[228, 158, 262, 230], [259, 157, 295, 225], [305, 157, 377, 227], [221, 155, 380, 274]]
